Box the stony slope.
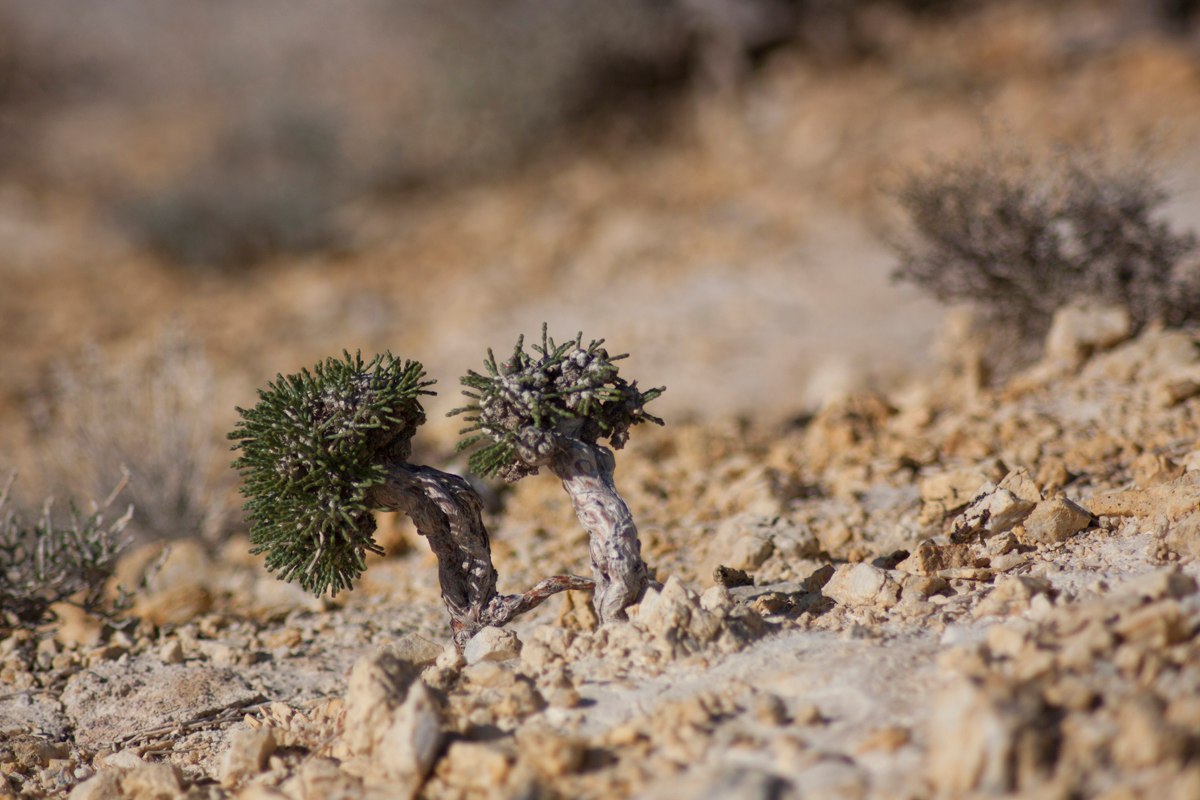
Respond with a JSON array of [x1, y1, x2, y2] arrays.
[[3, 309, 1200, 799]]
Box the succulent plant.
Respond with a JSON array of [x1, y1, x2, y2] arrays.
[[0, 475, 132, 629], [454, 326, 664, 622], [230, 351, 591, 647]]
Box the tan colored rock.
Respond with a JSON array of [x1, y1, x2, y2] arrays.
[[822, 563, 900, 609], [919, 461, 1006, 524], [950, 486, 1037, 541], [461, 660, 517, 688], [729, 534, 774, 571], [1131, 452, 1185, 488], [1119, 567, 1198, 601], [997, 468, 1043, 504], [635, 576, 723, 655], [707, 513, 780, 574], [974, 575, 1053, 618], [280, 757, 362, 800], [1152, 373, 1200, 408], [1114, 600, 1189, 647], [1043, 302, 1132, 368], [1111, 694, 1185, 770], [67, 771, 123, 800], [926, 680, 1057, 796], [220, 727, 277, 787], [388, 634, 444, 668], [1165, 511, 1200, 559], [95, 750, 146, 771], [901, 574, 951, 600], [856, 725, 912, 754], [341, 651, 441, 793], [436, 741, 512, 792], [463, 627, 521, 665], [1090, 471, 1200, 520], [1018, 495, 1093, 545], [341, 651, 418, 756], [699, 584, 733, 614], [130, 540, 217, 626], [373, 683, 441, 784], [897, 541, 980, 576], [119, 762, 184, 800], [516, 723, 585, 778]]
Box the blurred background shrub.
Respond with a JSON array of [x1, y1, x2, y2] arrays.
[[24, 328, 229, 545], [891, 142, 1200, 369]]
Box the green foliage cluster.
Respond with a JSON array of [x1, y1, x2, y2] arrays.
[[229, 352, 434, 596], [0, 477, 131, 628], [453, 326, 664, 481]]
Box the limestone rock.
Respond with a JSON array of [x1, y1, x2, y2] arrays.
[[515, 723, 585, 779], [1043, 302, 1132, 368], [950, 486, 1036, 541], [919, 461, 1006, 524], [1018, 495, 1094, 545], [974, 575, 1054, 618], [926, 680, 1058, 796], [636, 576, 724, 655], [341, 651, 441, 792], [463, 627, 522, 665], [709, 513, 775, 573], [1118, 567, 1198, 602], [1090, 471, 1200, 520], [280, 757, 362, 800], [67, 771, 123, 800], [389, 634, 444, 668], [220, 727, 277, 787], [119, 762, 184, 800], [822, 563, 901, 609], [897, 541, 982, 577]]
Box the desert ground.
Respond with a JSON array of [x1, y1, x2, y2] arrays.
[[3, 2, 1200, 798]]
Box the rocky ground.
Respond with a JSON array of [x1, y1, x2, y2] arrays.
[[3, 305, 1200, 799], [4, 4, 1200, 798]]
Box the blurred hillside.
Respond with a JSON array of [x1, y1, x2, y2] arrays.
[[2, 0, 1200, 460]]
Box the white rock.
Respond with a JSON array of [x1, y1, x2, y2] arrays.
[[96, 750, 145, 771], [220, 727, 276, 787], [118, 762, 184, 800], [341, 651, 442, 794], [1043, 302, 1132, 368], [389, 633, 444, 668], [637, 576, 722, 654], [67, 771, 123, 800], [342, 651, 420, 756], [952, 486, 1036, 539], [699, 584, 733, 614], [822, 563, 900, 609], [462, 627, 521, 665], [374, 682, 442, 785], [927, 680, 1056, 795]]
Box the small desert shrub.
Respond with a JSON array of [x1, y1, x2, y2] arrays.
[[0, 475, 131, 629], [32, 328, 227, 544], [892, 143, 1200, 362], [120, 107, 345, 270]]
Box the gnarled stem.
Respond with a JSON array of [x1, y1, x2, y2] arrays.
[[369, 463, 592, 649], [548, 439, 649, 623]]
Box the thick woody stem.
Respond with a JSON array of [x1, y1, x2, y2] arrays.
[[369, 463, 593, 649], [549, 439, 649, 623]]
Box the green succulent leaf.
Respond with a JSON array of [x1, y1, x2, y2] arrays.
[[453, 325, 664, 481], [228, 351, 435, 596]]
